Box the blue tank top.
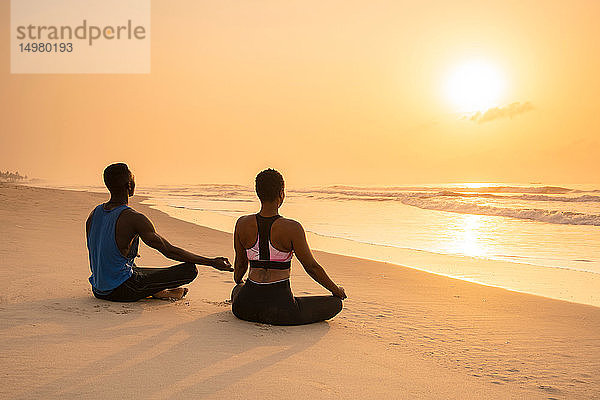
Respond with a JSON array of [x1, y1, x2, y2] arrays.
[[87, 204, 138, 295]]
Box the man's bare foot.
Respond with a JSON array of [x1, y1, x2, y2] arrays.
[[152, 287, 189, 301]]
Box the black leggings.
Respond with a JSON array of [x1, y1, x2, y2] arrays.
[[93, 263, 198, 302], [231, 279, 342, 326]]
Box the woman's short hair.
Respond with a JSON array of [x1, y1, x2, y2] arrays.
[[255, 168, 284, 202]]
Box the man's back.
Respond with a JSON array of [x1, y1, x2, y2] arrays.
[[86, 204, 142, 259], [86, 204, 137, 294]]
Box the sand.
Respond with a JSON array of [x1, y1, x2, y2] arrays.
[[1, 183, 599, 399]]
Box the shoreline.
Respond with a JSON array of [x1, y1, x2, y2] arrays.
[[2, 183, 599, 399]]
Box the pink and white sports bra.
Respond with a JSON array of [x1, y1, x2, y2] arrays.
[[246, 214, 293, 269]]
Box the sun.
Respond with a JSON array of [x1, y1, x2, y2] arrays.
[[445, 59, 506, 113]]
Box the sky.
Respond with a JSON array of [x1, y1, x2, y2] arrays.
[[1, 0, 599, 186]]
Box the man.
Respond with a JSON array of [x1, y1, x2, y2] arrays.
[[86, 163, 232, 302]]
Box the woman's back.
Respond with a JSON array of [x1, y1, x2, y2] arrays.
[[237, 213, 293, 254], [237, 213, 295, 283]]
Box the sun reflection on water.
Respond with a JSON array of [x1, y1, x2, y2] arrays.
[[455, 214, 486, 258]]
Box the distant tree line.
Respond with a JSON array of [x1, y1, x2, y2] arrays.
[[0, 170, 27, 182]]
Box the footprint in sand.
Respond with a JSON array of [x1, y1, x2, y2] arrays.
[[538, 385, 561, 394], [253, 323, 273, 331], [99, 304, 135, 315], [202, 299, 230, 307]]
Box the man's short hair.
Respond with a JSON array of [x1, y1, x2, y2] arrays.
[[255, 168, 284, 202], [103, 163, 132, 191]]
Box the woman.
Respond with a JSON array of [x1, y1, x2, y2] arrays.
[[231, 168, 347, 325]]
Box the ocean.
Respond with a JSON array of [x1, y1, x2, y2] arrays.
[[138, 183, 598, 265]]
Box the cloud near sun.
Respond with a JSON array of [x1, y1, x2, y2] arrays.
[[469, 102, 534, 124]]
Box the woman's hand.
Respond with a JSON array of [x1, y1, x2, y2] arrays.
[[332, 285, 347, 299]]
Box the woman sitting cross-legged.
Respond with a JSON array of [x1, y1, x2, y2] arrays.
[[231, 168, 347, 326]]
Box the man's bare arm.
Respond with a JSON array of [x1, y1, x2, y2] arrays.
[[290, 221, 346, 299], [133, 212, 232, 271], [233, 218, 249, 284], [85, 209, 94, 239]]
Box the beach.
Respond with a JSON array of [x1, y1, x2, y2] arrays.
[[1, 183, 599, 399]]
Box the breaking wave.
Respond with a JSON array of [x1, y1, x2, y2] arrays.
[[292, 185, 600, 226], [435, 191, 600, 203], [397, 196, 600, 226]]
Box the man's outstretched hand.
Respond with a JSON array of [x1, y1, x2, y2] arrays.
[[211, 257, 233, 271]]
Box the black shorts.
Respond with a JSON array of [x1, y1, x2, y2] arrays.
[[93, 263, 198, 302], [231, 279, 342, 326]]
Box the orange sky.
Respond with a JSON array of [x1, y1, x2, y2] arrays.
[[1, 0, 599, 186]]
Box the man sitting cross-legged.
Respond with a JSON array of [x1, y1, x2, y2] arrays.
[[86, 163, 232, 302]]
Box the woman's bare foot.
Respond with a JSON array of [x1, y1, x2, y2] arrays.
[[152, 287, 189, 301]]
